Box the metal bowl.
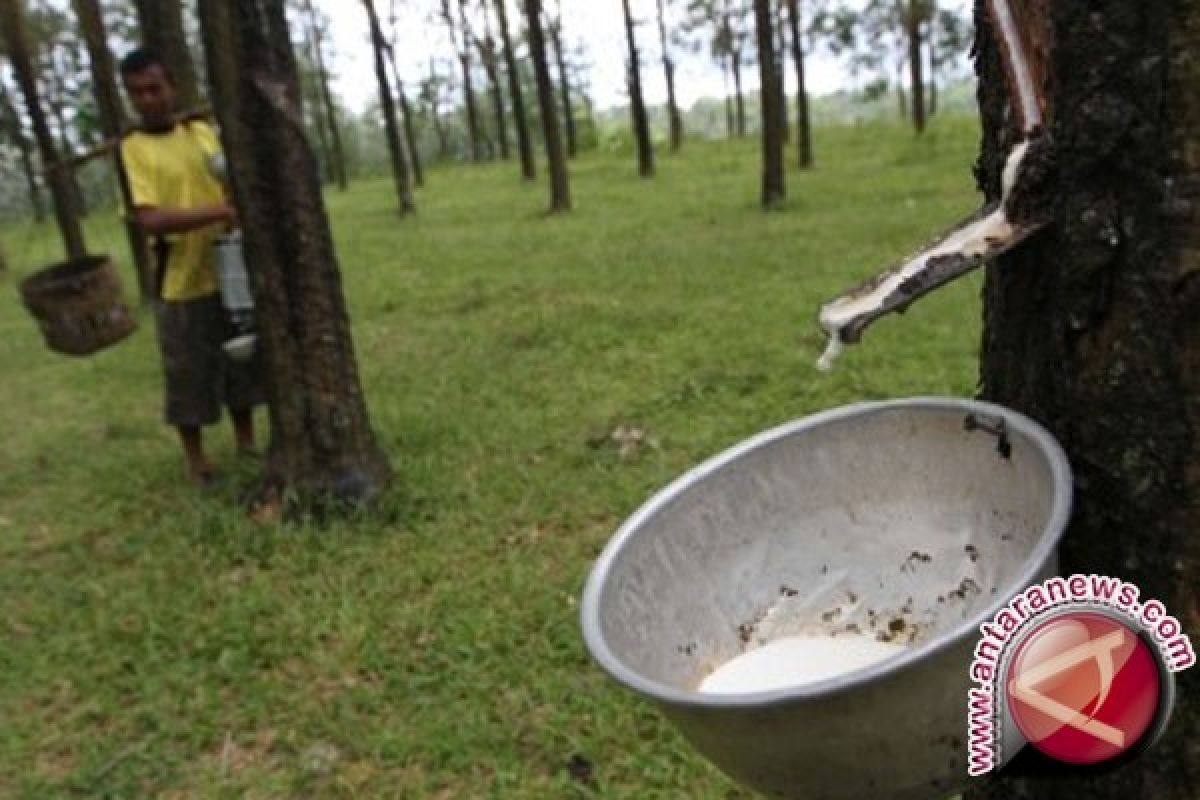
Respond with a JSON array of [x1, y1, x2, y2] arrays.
[[581, 397, 1072, 800]]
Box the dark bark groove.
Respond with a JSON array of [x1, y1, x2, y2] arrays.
[[972, 0, 1199, 795]]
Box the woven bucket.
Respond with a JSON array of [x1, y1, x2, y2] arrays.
[[19, 254, 138, 356]]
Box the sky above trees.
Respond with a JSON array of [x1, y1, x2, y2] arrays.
[[319, 0, 972, 114]]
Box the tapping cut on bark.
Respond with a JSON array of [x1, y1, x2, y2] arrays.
[[815, 0, 1053, 370]]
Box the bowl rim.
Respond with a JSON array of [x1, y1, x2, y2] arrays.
[[579, 396, 1073, 709]]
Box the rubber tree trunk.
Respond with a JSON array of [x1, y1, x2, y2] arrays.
[[753, 0, 784, 208], [621, 0, 654, 178], [928, 1, 938, 117], [364, 0, 415, 214], [906, 0, 926, 133], [302, 0, 347, 190], [785, 0, 812, 167], [0, 0, 87, 260], [391, 68, 425, 188], [656, 0, 683, 152], [71, 0, 154, 301], [448, 0, 484, 161], [732, 49, 746, 136], [722, 62, 735, 138], [44, 67, 88, 218], [478, 3, 510, 161], [427, 58, 450, 159], [302, 51, 335, 183], [132, 0, 200, 109], [495, 0, 535, 180], [524, 0, 569, 212], [478, 40, 510, 161], [774, 0, 789, 142], [969, 2, 1199, 796], [548, 14, 576, 159], [196, 0, 391, 508], [0, 81, 45, 221]]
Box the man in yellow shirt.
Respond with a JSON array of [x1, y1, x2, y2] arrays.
[[119, 48, 263, 486]]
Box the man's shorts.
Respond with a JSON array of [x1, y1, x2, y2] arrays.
[[154, 293, 264, 427]]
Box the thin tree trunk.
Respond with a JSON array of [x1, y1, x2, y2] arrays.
[[303, 0, 347, 190], [72, 0, 154, 301], [621, 0, 654, 177], [0, 79, 45, 221], [656, 0, 682, 151], [477, 4, 510, 160], [301, 18, 334, 183], [393, 72, 425, 188], [969, 2, 1199, 796], [906, 0, 925, 133], [524, 0, 569, 211], [449, 0, 485, 161], [495, 0, 535, 180], [427, 58, 450, 159], [303, 55, 334, 183], [364, 0, 414, 214], [732, 49, 746, 136], [46, 75, 87, 218], [722, 59, 735, 138], [196, 0, 391, 508], [752, 0, 784, 208], [774, 0, 789, 142], [132, 0, 200, 108], [927, 2, 938, 116], [548, 12, 576, 159], [0, 0, 87, 260], [785, 0, 812, 167]]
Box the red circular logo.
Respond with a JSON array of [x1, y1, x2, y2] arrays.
[[1006, 611, 1162, 765]]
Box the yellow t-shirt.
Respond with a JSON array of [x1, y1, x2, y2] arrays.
[[121, 121, 227, 301]]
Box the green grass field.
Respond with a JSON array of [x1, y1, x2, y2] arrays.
[[1, 117, 985, 798]]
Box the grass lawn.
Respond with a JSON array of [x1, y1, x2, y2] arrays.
[[1, 116, 985, 798]]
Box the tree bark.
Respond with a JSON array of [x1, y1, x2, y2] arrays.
[[301, 0, 347, 190], [722, 60, 735, 138], [621, 0, 654, 178], [732, 49, 746, 136], [446, 0, 485, 161], [477, 4, 510, 161], [785, 0, 812, 167], [656, 0, 683, 152], [548, 11, 576, 159], [928, 1, 938, 116], [390, 65, 425, 188], [426, 57, 450, 160], [0, 0, 87, 260], [72, 0, 155, 301], [495, 0, 535, 180], [364, 0, 415, 214], [524, 0, 569, 211], [196, 0, 391, 508], [301, 49, 335, 184], [906, 0, 926, 133], [0, 79, 45, 222], [774, 0, 789, 142], [970, 1, 1199, 796], [753, 0, 784, 209], [132, 0, 200, 109]]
